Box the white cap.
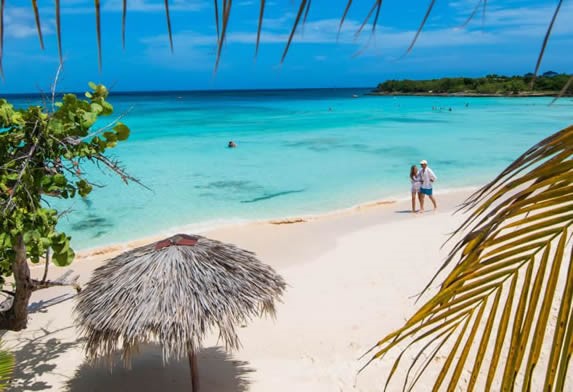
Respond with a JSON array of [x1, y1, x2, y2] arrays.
[[420, 160, 428, 165]]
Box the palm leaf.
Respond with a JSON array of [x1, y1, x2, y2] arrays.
[[0, 0, 4, 78], [405, 0, 436, 54], [0, 342, 14, 390], [362, 124, 573, 391], [95, 0, 102, 71], [32, 0, 44, 49], [214, 0, 220, 41], [164, 0, 174, 53], [255, 0, 265, 56], [215, 0, 231, 71], [122, 0, 127, 49], [531, 0, 563, 87], [280, 0, 307, 64], [459, 0, 482, 28], [55, 0, 63, 65], [337, 0, 353, 40]]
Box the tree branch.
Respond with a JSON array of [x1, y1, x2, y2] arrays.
[[31, 270, 81, 293]]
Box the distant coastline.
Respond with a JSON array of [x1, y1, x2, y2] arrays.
[[372, 73, 573, 98], [367, 91, 570, 97]]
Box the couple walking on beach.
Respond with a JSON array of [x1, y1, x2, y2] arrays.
[[410, 160, 437, 213]]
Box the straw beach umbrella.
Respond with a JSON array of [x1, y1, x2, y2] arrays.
[[74, 233, 286, 391]]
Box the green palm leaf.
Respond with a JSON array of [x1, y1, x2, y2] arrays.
[[361, 124, 573, 390], [0, 342, 14, 391]]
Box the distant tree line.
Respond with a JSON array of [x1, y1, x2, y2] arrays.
[[375, 72, 573, 95]]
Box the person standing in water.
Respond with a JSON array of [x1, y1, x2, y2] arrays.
[[409, 165, 422, 213], [418, 160, 437, 212]]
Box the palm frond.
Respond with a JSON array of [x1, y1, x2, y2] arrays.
[[95, 0, 102, 71], [337, 0, 353, 40], [354, 0, 378, 40], [362, 125, 573, 391], [55, 0, 63, 65], [32, 0, 44, 49], [0, 342, 14, 390], [214, 0, 220, 41], [302, 0, 311, 26], [255, 0, 265, 56], [458, 0, 482, 28], [164, 0, 174, 53], [531, 0, 563, 87], [280, 0, 307, 64], [215, 0, 231, 71], [0, 0, 4, 78], [550, 75, 573, 104], [405, 0, 436, 55], [371, 0, 383, 34], [122, 0, 127, 48]]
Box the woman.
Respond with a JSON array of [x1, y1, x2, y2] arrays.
[[410, 165, 421, 213]]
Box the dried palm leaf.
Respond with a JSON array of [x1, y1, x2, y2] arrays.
[[215, 0, 231, 71], [32, 0, 44, 49], [459, 0, 482, 28], [361, 125, 573, 391], [280, 0, 307, 64], [405, 0, 436, 54], [337, 0, 353, 40], [0, 0, 4, 78], [122, 0, 127, 49], [550, 75, 573, 104], [164, 0, 173, 52], [255, 0, 265, 57], [95, 0, 102, 71], [531, 0, 563, 87], [55, 0, 63, 65]]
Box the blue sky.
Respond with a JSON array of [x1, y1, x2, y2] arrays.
[[1, 0, 572, 93]]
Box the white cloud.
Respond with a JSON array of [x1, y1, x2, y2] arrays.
[[2, 6, 54, 39], [102, 0, 207, 12]]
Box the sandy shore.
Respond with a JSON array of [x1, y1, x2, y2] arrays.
[[2, 190, 474, 391]]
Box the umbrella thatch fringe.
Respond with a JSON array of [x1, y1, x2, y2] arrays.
[[74, 235, 286, 367]]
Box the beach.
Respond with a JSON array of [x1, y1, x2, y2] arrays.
[[3, 190, 473, 391]]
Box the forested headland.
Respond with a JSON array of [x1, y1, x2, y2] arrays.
[[373, 72, 573, 96]]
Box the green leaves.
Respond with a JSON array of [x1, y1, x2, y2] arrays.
[[0, 341, 14, 391], [50, 232, 74, 266], [365, 125, 573, 390], [114, 123, 130, 141], [1, 83, 132, 280]]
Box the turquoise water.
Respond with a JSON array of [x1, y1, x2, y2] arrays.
[[6, 89, 573, 250]]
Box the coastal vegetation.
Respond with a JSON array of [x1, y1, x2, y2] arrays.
[[0, 83, 135, 331], [374, 73, 573, 95]]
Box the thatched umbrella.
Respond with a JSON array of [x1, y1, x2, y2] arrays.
[[74, 234, 286, 391]]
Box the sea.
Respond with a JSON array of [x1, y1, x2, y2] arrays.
[[5, 88, 573, 250]]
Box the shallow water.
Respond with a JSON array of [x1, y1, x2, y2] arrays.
[[6, 89, 573, 249]]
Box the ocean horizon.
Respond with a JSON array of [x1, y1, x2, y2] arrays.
[[5, 89, 573, 250]]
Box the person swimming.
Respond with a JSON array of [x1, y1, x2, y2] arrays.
[[228, 141, 237, 148]]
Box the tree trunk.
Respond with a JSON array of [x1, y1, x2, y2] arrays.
[[0, 235, 32, 331]]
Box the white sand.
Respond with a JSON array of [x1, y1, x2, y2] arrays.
[[3, 191, 474, 391]]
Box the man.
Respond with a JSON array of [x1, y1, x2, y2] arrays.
[[418, 159, 437, 211]]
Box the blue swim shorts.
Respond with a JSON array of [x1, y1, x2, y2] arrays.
[[420, 187, 433, 196]]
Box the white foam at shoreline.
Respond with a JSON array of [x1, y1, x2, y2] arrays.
[[73, 185, 480, 260]]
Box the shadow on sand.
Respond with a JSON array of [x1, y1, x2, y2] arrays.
[[65, 345, 254, 392], [8, 326, 79, 392]]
